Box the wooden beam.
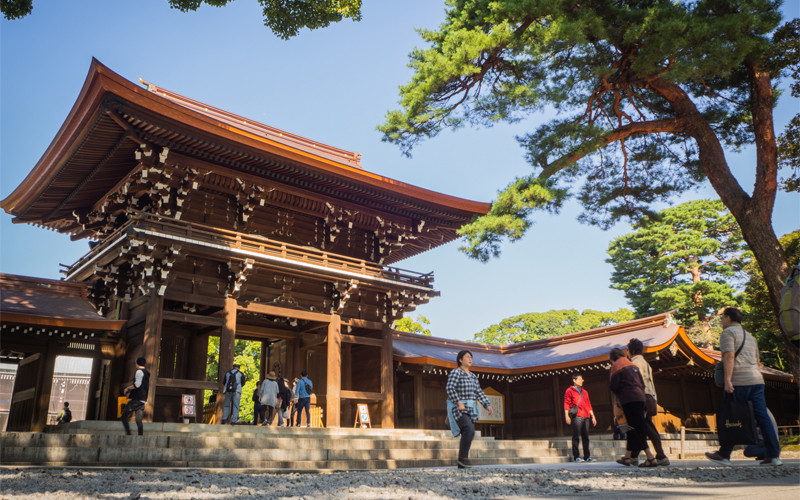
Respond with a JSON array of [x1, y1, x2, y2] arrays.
[[340, 390, 385, 401], [156, 378, 218, 391], [326, 315, 341, 428], [238, 301, 331, 323], [342, 318, 384, 330], [301, 333, 327, 349], [163, 290, 226, 308], [163, 310, 224, 327], [142, 292, 164, 422], [381, 322, 395, 429], [215, 297, 237, 424], [340, 334, 383, 347]]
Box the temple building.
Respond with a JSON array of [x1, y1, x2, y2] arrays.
[[1, 60, 796, 435]]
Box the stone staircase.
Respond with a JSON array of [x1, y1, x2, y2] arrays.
[[0, 422, 717, 470]]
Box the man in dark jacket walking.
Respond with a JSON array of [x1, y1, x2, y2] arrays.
[[121, 357, 150, 436]]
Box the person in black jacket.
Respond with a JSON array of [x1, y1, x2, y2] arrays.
[[121, 357, 150, 436], [609, 348, 657, 467]]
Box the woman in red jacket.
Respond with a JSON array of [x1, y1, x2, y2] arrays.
[[563, 373, 597, 462]]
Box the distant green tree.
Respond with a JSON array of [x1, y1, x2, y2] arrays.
[[607, 200, 750, 347], [0, 0, 362, 39], [205, 335, 262, 421], [473, 308, 634, 346], [392, 314, 432, 336], [742, 231, 800, 371]]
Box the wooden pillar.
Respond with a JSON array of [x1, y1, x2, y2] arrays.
[[32, 343, 56, 432], [142, 292, 164, 421], [260, 341, 268, 380], [85, 357, 104, 421], [552, 375, 563, 436], [326, 315, 342, 428], [215, 297, 237, 423], [413, 371, 424, 429], [380, 323, 395, 428]]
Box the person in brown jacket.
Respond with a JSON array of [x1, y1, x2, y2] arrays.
[[609, 348, 657, 467]]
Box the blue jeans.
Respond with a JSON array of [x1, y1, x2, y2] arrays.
[[295, 397, 311, 426], [718, 385, 780, 459], [222, 391, 241, 423]]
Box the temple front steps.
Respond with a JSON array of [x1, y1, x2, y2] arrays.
[[0, 422, 716, 469]]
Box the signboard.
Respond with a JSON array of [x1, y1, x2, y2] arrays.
[[182, 394, 196, 417], [354, 403, 371, 428], [477, 386, 505, 424]]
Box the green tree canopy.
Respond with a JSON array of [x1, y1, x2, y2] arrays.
[[206, 336, 262, 420], [742, 230, 800, 371], [379, 0, 798, 379], [472, 308, 634, 346], [392, 314, 432, 336], [607, 199, 749, 347], [0, 0, 363, 39]]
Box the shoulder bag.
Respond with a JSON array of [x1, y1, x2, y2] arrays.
[[714, 327, 746, 388]]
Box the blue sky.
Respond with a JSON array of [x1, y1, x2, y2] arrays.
[[1, 1, 798, 342]]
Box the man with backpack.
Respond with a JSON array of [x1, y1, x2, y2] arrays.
[[121, 357, 150, 435], [56, 401, 72, 425], [222, 363, 245, 425], [295, 370, 313, 427]]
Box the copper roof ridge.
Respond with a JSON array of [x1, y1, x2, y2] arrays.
[[0, 273, 86, 297], [392, 312, 675, 353], [138, 78, 364, 168]]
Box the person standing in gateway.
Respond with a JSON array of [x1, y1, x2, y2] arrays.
[[121, 357, 150, 436], [295, 370, 313, 427], [222, 363, 246, 424], [563, 373, 597, 462]]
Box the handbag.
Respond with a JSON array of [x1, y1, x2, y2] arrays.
[[645, 394, 658, 418], [716, 395, 758, 445], [714, 327, 746, 388], [568, 387, 583, 418]]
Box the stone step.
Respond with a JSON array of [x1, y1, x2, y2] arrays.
[[2, 422, 718, 469]]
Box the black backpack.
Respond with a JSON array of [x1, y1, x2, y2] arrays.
[[225, 369, 241, 393], [60, 408, 72, 423]]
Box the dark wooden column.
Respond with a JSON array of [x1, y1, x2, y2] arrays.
[[413, 371, 424, 429], [215, 296, 237, 423], [326, 315, 342, 427], [552, 375, 563, 436], [380, 323, 395, 428], [142, 292, 164, 421], [32, 343, 56, 432]]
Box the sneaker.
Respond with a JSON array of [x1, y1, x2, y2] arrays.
[[574, 457, 584, 462], [585, 457, 596, 462], [656, 457, 671, 466], [705, 452, 731, 466], [760, 457, 783, 466], [457, 458, 472, 469]]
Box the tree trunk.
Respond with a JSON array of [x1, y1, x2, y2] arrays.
[[649, 75, 798, 382]]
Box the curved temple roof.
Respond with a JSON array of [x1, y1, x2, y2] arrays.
[[1, 59, 489, 253], [392, 312, 793, 383]]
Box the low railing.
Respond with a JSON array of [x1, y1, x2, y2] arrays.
[[67, 212, 435, 289]]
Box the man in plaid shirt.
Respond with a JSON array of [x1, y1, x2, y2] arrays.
[[446, 350, 493, 469]]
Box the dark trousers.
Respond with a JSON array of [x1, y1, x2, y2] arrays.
[[253, 403, 262, 425], [718, 385, 780, 459], [622, 401, 649, 457], [295, 397, 311, 426], [121, 400, 145, 436], [456, 413, 476, 460], [571, 416, 590, 459], [259, 405, 275, 425]]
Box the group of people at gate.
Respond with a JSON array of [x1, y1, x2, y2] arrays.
[[218, 364, 314, 427]]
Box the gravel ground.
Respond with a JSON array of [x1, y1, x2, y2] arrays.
[[1, 461, 798, 500]]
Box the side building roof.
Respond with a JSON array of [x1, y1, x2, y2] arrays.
[[392, 312, 794, 384]]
